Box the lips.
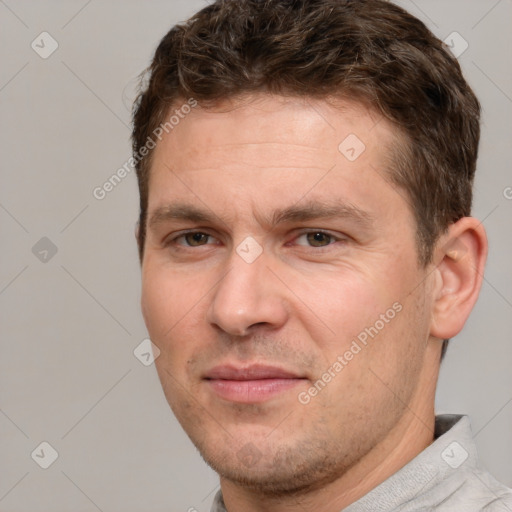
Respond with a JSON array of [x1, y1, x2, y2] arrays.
[[205, 364, 301, 380], [204, 364, 306, 403]]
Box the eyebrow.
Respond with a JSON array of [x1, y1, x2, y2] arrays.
[[148, 200, 374, 230]]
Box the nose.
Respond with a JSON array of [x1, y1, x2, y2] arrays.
[[206, 247, 289, 337]]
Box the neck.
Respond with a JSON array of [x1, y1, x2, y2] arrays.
[[219, 343, 441, 512]]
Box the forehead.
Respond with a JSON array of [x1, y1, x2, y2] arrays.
[[146, 94, 407, 227], [155, 95, 389, 169]]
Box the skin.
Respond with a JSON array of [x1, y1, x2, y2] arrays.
[[139, 94, 487, 512]]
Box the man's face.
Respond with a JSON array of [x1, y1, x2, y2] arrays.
[[141, 95, 436, 494]]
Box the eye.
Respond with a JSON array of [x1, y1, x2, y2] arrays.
[[171, 231, 216, 247], [295, 231, 339, 247]]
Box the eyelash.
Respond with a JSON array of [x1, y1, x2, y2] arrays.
[[165, 229, 346, 250]]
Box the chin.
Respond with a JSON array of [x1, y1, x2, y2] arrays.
[[197, 438, 352, 498]]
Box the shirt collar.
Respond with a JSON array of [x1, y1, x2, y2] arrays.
[[344, 414, 477, 511]]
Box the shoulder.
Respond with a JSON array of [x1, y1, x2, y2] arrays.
[[432, 466, 512, 511]]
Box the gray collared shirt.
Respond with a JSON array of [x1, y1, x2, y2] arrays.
[[210, 415, 512, 511]]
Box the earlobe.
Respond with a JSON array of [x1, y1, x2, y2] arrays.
[[430, 217, 488, 340]]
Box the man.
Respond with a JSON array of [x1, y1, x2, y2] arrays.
[[131, 0, 512, 510]]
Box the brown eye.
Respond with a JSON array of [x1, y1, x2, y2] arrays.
[[184, 232, 210, 246], [306, 232, 333, 247]]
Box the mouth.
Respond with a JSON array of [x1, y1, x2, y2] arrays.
[[203, 364, 307, 404]]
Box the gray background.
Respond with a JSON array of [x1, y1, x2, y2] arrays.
[[0, 1, 510, 510]]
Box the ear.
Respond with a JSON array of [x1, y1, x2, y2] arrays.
[[430, 217, 488, 339]]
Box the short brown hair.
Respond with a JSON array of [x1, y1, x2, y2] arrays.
[[132, 0, 480, 267]]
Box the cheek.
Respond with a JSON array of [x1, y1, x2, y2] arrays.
[[141, 270, 173, 338], [295, 260, 426, 385], [142, 268, 205, 402], [141, 264, 202, 352], [297, 270, 391, 344]]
